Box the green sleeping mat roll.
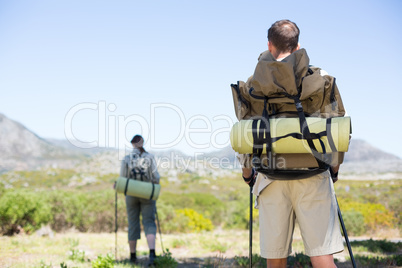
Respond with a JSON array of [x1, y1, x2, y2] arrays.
[[115, 176, 161, 200], [230, 116, 351, 154]]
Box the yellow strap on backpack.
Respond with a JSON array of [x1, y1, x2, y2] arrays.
[[230, 116, 351, 154]]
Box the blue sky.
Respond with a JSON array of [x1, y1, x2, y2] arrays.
[[1, 0, 402, 158]]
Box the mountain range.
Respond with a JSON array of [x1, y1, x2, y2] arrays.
[[0, 113, 401, 174]]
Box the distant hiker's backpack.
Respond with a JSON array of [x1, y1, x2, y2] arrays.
[[230, 49, 351, 179], [128, 152, 152, 182]]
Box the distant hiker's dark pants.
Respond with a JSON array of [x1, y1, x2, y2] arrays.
[[125, 195, 156, 241]]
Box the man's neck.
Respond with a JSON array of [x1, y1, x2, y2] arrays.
[[268, 41, 300, 60], [273, 51, 291, 60]]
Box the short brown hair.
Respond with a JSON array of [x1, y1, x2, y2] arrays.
[[267, 20, 300, 53]]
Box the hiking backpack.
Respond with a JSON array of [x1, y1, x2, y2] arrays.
[[127, 151, 153, 182], [231, 49, 351, 179]]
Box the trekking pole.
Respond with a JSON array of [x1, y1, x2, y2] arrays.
[[155, 205, 165, 254], [249, 185, 253, 268], [115, 188, 118, 260], [336, 196, 357, 268]]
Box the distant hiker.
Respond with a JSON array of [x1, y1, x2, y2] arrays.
[[120, 135, 160, 265], [236, 20, 346, 267]]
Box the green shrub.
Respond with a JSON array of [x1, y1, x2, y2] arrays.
[[351, 239, 402, 254], [153, 249, 177, 268], [355, 254, 402, 267], [156, 203, 190, 233], [342, 210, 365, 236], [160, 192, 225, 226], [185, 192, 225, 224], [159, 192, 194, 208], [234, 254, 265, 267], [0, 181, 5, 196], [91, 253, 114, 268], [388, 196, 402, 230], [0, 188, 129, 234], [219, 191, 258, 230], [69, 249, 87, 262], [340, 201, 396, 231], [234, 256, 249, 267], [0, 190, 52, 234], [244, 206, 259, 229], [223, 199, 249, 229], [67, 238, 87, 263], [49, 190, 127, 232], [287, 253, 311, 268]]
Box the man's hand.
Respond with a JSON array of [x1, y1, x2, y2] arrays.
[[237, 154, 257, 187], [330, 165, 340, 183], [242, 167, 257, 188]]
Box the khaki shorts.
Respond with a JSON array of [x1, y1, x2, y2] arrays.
[[257, 171, 344, 258]]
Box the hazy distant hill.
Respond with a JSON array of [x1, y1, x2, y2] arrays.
[[344, 139, 400, 163], [0, 114, 86, 172], [0, 113, 401, 174], [340, 139, 402, 174]]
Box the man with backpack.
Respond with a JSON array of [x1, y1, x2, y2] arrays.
[[238, 20, 345, 267], [120, 135, 160, 265]]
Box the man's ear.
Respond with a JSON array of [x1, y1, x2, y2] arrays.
[[268, 41, 273, 53]]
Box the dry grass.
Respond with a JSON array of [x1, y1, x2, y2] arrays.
[[1, 226, 386, 268]]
